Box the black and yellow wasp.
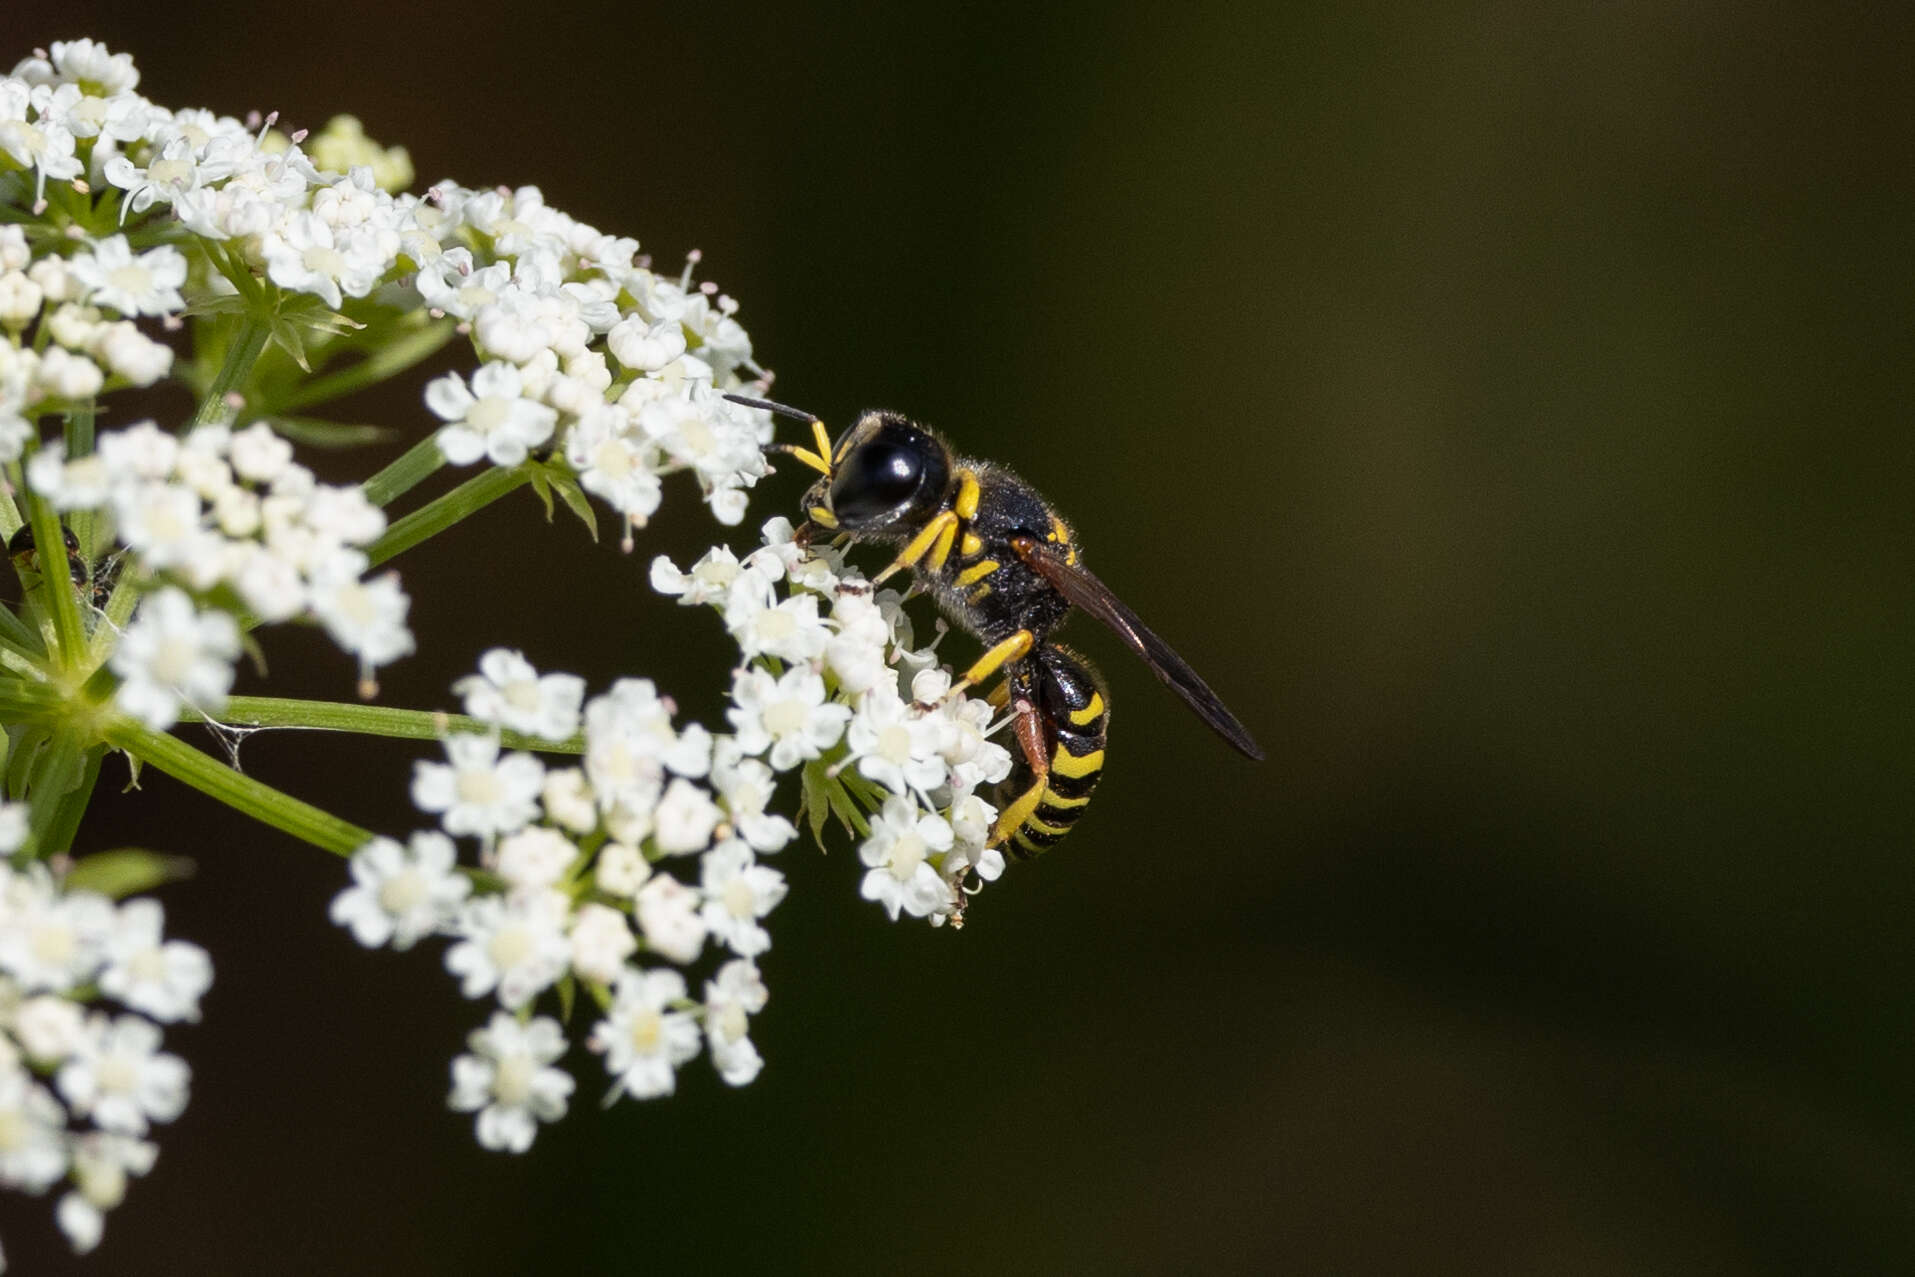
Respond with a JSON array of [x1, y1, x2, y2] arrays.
[[727, 394, 1262, 862]]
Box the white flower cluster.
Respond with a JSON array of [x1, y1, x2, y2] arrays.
[[415, 197, 774, 529], [0, 802, 211, 1257], [29, 418, 410, 715], [3, 38, 773, 535], [332, 648, 788, 1153], [654, 518, 1016, 924], [0, 224, 175, 464]]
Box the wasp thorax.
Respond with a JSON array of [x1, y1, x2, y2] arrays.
[[825, 414, 950, 529]]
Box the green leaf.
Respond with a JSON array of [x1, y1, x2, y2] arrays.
[[63, 848, 196, 899], [0, 599, 40, 655], [25, 730, 86, 852], [547, 470, 599, 541], [38, 745, 105, 857], [5, 724, 47, 800], [264, 415, 401, 449], [556, 971, 576, 1023], [800, 760, 831, 849], [825, 770, 869, 838], [526, 467, 556, 521], [269, 314, 312, 373]]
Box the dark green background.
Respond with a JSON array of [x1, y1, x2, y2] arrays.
[[6, 3, 1913, 1272]]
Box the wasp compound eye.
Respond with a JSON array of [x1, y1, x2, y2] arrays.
[[828, 438, 925, 526]]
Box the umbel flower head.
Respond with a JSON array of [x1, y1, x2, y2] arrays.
[[0, 33, 1037, 1267]]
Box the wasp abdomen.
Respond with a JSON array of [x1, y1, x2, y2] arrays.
[[993, 645, 1109, 859]]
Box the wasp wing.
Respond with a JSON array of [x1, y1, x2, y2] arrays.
[[1012, 537, 1264, 761]]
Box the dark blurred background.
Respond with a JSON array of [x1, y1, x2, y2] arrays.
[[4, 2, 1913, 1272]]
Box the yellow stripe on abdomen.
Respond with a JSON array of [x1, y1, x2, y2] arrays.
[[1050, 747, 1104, 779]]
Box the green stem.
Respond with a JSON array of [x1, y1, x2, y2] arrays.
[[190, 316, 270, 429], [360, 431, 447, 509], [23, 486, 84, 667], [367, 464, 531, 568], [104, 717, 372, 856], [0, 678, 59, 718], [65, 402, 97, 566], [273, 316, 456, 413], [208, 695, 585, 754]]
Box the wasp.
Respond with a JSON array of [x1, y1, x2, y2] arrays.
[[726, 394, 1262, 864], [6, 522, 101, 604]]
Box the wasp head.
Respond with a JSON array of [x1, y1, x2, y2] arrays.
[[806, 411, 952, 534]]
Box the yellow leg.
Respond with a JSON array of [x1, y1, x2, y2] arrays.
[[872, 510, 957, 585], [950, 629, 1034, 697], [954, 469, 981, 520], [925, 516, 960, 571], [988, 778, 1047, 848]]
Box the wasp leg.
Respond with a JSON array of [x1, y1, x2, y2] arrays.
[[949, 628, 1034, 699], [871, 510, 958, 585], [988, 696, 1051, 848]]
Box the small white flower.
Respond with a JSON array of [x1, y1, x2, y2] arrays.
[[66, 236, 186, 317], [633, 874, 706, 965], [308, 569, 415, 675], [228, 421, 294, 483], [564, 402, 661, 523], [34, 343, 105, 399], [724, 585, 830, 664], [844, 687, 949, 798], [0, 875, 114, 992], [590, 967, 701, 1101], [606, 314, 687, 373], [330, 832, 471, 950], [455, 649, 585, 741], [108, 587, 239, 730], [0, 269, 43, 326], [260, 210, 390, 309], [111, 480, 213, 573], [699, 841, 786, 958], [56, 1014, 189, 1136], [494, 826, 579, 896], [825, 590, 894, 696], [567, 902, 637, 985], [21, 38, 143, 95], [540, 767, 598, 834], [25, 447, 108, 510], [0, 82, 81, 206], [945, 792, 1006, 885], [93, 321, 173, 385], [448, 1012, 574, 1154], [858, 797, 956, 921], [703, 959, 768, 1087], [97, 899, 212, 1023], [726, 667, 851, 772], [581, 679, 708, 813], [653, 777, 721, 856], [443, 890, 572, 1009], [425, 362, 557, 467], [639, 392, 764, 488], [593, 842, 651, 898], [55, 1131, 156, 1255], [13, 993, 85, 1063], [410, 734, 545, 840], [651, 544, 748, 607], [0, 1066, 70, 1192], [712, 755, 796, 853]]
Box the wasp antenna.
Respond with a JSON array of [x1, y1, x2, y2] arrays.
[[722, 393, 820, 424]]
